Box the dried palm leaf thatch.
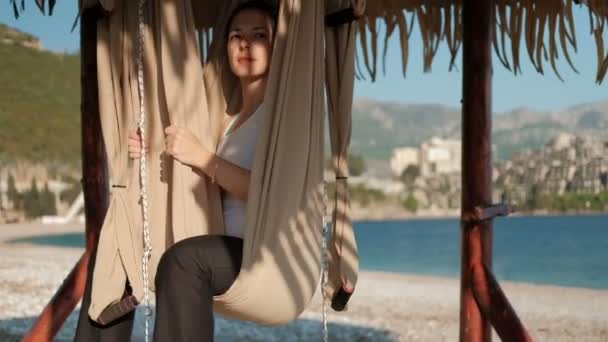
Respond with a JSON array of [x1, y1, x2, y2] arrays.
[[353, 1, 460, 80], [12, 0, 608, 83], [10, 0, 57, 17], [493, 0, 580, 82], [356, 0, 607, 83], [586, 0, 608, 83]]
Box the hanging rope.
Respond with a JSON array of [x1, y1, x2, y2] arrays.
[[321, 181, 330, 342], [136, 0, 153, 341]]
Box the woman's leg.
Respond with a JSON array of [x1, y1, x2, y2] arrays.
[[153, 235, 243, 342], [74, 247, 135, 342]]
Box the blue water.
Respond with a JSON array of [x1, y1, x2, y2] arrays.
[[356, 214, 608, 289], [11, 214, 608, 289]]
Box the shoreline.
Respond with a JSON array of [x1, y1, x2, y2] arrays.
[[351, 206, 608, 222], [6, 240, 607, 293], [2, 209, 606, 226], [2, 221, 608, 292]]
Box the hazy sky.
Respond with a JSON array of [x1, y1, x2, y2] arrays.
[[2, 2, 606, 113]]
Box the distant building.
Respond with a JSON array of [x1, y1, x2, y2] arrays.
[[390, 137, 461, 177], [548, 133, 577, 151], [0, 162, 74, 218], [569, 157, 605, 193], [390, 147, 419, 177], [0, 179, 8, 210], [496, 134, 608, 197], [419, 137, 461, 177]]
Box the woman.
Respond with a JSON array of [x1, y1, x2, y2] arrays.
[[74, 1, 277, 341], [151, 1, 276, 340]]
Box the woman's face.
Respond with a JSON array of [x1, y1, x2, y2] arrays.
[[227, 9, 274, 80]]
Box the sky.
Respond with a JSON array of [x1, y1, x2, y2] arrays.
[[1, 2, 606, 113]]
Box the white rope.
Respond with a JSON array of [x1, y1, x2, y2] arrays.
[[136, 0, 153, 341], [321, 181, 330, 342]]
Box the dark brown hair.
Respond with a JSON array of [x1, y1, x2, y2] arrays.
[[226, 0, 278, 36]]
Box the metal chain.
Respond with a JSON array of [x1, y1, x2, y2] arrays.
[[321, 181, 330, 342], [136, 0, 153, 341]]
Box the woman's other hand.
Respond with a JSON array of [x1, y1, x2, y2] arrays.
[[128, 129, 150, 159]]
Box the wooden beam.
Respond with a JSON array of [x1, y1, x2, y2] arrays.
[[325, 7, 358, 27], [22, 253, 90, 341], [471, 263, 533, 342]]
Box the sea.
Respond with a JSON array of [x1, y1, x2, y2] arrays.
[[11, 214, 608, 290]]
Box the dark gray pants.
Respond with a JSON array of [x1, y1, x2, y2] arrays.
[[74, 235, 243, 342]]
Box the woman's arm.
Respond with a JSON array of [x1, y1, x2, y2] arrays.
[[193, 150, 251, 202], [163, 125, 251, 202]]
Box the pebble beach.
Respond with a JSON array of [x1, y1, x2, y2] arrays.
[[1, 222, 607, 341]]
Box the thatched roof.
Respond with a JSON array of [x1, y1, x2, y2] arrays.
[[352, 0, 608, 83], [11, 0, 608, 83]]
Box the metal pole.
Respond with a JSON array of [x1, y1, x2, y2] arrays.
[[460, 0, 494, 341]]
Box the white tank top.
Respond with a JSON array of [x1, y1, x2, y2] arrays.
[[215, 107, 260, 239]]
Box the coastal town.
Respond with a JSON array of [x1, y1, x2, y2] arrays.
[[1, 133, 606, 224]]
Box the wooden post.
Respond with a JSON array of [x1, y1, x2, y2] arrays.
[[79, 2, 109, 256], [460, 0, 494, 341], [23, 4, 107, 341]]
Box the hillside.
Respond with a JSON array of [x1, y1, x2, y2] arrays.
[[1, 24, 607, 167], [0, 24, 80, 166], [351, 98, 608, 161]]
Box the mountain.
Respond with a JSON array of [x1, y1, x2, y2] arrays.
[[1, 24, 606, 166], [0, 23, 43, 50], [351, 99, 460, 159], [0, 24, 81, 165], [350, 98, 608, 161]]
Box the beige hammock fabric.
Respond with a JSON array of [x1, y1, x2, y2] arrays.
[[324, 0, 362, 300], [90, 0, 360, 325]]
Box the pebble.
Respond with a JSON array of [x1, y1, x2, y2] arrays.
[[1, 226, 607, 341]]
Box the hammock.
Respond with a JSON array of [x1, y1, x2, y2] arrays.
[[88, 0, 360, 332]]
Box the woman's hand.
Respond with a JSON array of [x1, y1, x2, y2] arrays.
[[164, 125, 251, 201], [164, 125, 210, 169], [128, 129, 150, 159]]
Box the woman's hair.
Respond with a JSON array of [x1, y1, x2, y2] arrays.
[[226, 0, 279, 35]]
